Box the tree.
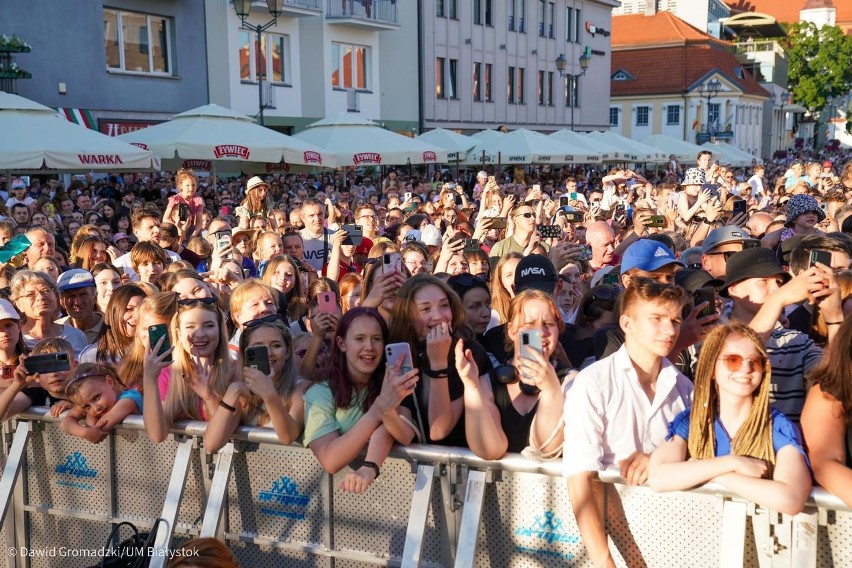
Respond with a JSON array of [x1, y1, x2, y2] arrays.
[[783, 22, 852, 113]]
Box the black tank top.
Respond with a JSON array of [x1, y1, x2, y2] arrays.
[[490, 376, 537, 454]]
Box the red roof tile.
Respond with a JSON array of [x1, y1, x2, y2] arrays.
[[612, 12, 726, 49], [611, 44, 770, 98]]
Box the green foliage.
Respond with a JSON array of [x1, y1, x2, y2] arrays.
[[783, 22, 852, 113]]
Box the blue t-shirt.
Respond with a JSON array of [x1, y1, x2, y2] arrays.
[[118, 389, 143, 414], [667, 407, 807, 462]]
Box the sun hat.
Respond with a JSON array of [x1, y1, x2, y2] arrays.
[[246, 176, 270, 193], [681, 168, 706, 186], [786, 194, 825, 223], [720, 248, 791, 297]]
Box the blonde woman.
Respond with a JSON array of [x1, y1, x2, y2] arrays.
[[648, 322, 811, 515]]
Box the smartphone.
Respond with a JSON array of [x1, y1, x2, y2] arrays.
[[488, 218, 507, 230], [647, 215, 666, 228], [317, 291, 339, 314], [603, 269, 620, 286], [519, 330, 543, 361], [614, 204, 625, 218], [694, 287, 717, 319], [382, 252, 402, 274], [24, 353, 71, 375], [564, 211, 584, 224], [537, 225, 562, 239], [216, 231, 233, 261], [462, 239, 481, 253], [45, 203, 56, 219], [485, 205, 500, 217], [559, 196, 571, 207], [732, 199, 747, 217], [809, 249, 832, 269], [455, 194, 464, 206], [178, 203, 190, 222], [404, 192, 413, 202], [385, 342, 414, 374], [148, 324, 173, 364], [533, 184, 541, 193], [0, 234, 32, 264], [341, 224, 363, 246], [579, 244, 593, 261], [703, 183, 720, 197], [245, 345, 271, 376]]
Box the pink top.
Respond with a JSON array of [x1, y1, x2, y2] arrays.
[[168, 194, 204, 217], [157, 366, 208, 420]]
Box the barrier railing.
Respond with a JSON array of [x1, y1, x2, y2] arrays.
[[0, 408, 849, 568]]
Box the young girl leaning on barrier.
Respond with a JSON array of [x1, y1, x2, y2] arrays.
[[60, 363, 142, 444], [648, 322, 811, 515], [304, 307, 418, 494], [204, 319, 308, 452], [142, 298, 235, 443]]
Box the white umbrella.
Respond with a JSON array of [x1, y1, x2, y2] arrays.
[[460, 129, 506, 165], [482, 128, 600, 164], [587, 131, 662, 162], [416, 128, 475, 161], [118, 103, 330, 169], [640, 134, 705, 163], [700, 142, 763, 167], [293, 113, 448, 166], [550, 129, 624, 162], [0, 91, 158, 171]]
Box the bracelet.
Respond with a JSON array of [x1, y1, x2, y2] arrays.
[[361, 460, 380, 479], [826, 321, 842, 326], [427, 367, 449, 378], [219, 400, 237, 412]]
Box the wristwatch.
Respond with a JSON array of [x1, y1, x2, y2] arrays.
[[361, 460, 380, 479]]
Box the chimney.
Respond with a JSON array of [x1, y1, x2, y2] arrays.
[[645, 0, 657, 17]]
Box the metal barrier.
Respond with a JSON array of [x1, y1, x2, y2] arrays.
[[0, 408, 850, 568]]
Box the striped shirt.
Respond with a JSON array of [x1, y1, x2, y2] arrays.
[[765, 324, 822, 424]]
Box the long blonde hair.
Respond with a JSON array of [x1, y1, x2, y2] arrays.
[[489, 253, 523, 324], [165, 302, 234, 422], [687, 322, 774, 466]]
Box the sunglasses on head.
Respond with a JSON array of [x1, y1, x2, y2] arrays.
[[590, 285, 623, 302], [717, 354, 766, 373], [244, 313, 282, 329], [177, 297, 217, 308]]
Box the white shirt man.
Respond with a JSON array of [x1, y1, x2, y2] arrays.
[[299, 199, 334, 272]]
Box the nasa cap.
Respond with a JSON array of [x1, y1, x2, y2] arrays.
[[514, 254, 558, 294]]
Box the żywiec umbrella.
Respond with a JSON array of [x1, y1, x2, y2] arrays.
[[640, 134, 704, 163], [484, 128, 600, 164], [294, 113, 448, 166], [587, 131, 662, 162], [0, 91, 158, 171], [416, 128, 476, 161], [118, 104, 330, 170]]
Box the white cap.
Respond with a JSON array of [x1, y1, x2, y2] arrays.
[[0, 299, 20, 321], [420, 224, 442, 247]]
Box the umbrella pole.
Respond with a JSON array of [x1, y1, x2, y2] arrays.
[[455, 155, 459, 182], [497, 152, 501, 175], [480, 150, 485, 170]]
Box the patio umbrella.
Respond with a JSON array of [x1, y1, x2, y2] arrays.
[[416, 128, 476, 161], [293, 113, 448, 166], [118, 103, 330, 170], [640, 134, 704, 163], [477, 128, 601, 165], [700, 142, 763, 167], [550, 129, 623, 162], [587, 131, 662, 162], [460, 129, 506, 165], [0, 91, 158, 171]]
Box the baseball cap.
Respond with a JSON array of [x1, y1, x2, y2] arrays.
[[822, 160, 833, 168], [420, 224, 442, 247], [674, 268, 723, 293], [514, 254, 558, 294], [113, 232, 130, 244], [0, 299, 20, 321], [589, 265, 618, 288], [621, 239, 683, 274], [11, 180, 26, 190], [701, 226, 759, 254], [57, 269, 95, 293], [403, 229, 421, 243], [720, 248, 791, 297]]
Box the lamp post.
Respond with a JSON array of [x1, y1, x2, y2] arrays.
[[774, 91, 790, 153], [232, 0, 283, 126], [697, 78, 721, 136], [824, 96, 836, 148], [555, 50, 591, 131]]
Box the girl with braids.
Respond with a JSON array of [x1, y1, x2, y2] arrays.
[[801, 317, 852, 507], [648, 322, 810, 515]]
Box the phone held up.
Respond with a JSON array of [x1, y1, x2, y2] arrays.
[[148, 324, 173, 364], [245, 345, 271, 376], [385, 342, 414, 374]]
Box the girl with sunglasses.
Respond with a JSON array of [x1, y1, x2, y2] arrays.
[[648, 323, 810, 515], [304, 307, 418, 494], [205, 319, 307, 452], [143, 298, 235, 443]]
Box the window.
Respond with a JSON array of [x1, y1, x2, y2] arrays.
[[448, 59, 458, 99], [574, 10, 582, 44], [485, 63, 492, 101], [239, 32, 290, 84], [547, 71, 553, 105], [103, 8, 172, 74], [518, 68, 525, 104], [436, 57, 445, 98], [518, 0, 526, 32], [508, 66, 515, 103], [449, 0, 457, 19], [565, 76, 578, 107], [566, 8, 581, 43], [636, 106, 649, 126], [436, 0, 444, 17], [666, 105, 680, 125], [539, 1, 546, 37], [331, 42, 369, 90], [610, 107, 619, 127], [475, 0, 492, 26], [708, 102, 720, 128], [538, 70, 545, 105], [548, 3, 555, 38], [474, 0, 481, 24], [485, 0, 492, 26], [473, 62, 482, 101], [509, 0, 515, 30]]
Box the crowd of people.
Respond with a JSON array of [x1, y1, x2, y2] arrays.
[[0, 146, 850, 565]]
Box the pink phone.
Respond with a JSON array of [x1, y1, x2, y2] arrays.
[[317, 291, 338, 314]]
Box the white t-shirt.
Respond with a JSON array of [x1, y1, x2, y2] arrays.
[[562, 345, 693, 477], [6, 196, 35, 210], [300, 228, 333, 272], [23, 324, 90, 359]]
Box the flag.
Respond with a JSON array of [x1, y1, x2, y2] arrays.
[[692, 118, 699, 131]]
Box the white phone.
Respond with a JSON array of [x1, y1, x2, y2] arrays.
[[519, 330, 543, 361], [385, 342, 414, 374]]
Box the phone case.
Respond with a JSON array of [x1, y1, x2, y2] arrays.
[[537, 225, 562, 239], [564, 212, 584, 223], [810, 250, 832, 268], [463, 239, 481, 253], [148, 324, 173, 364], [519, 330, 543, 361], [24, 353, 71, 375], [489, 218, 507, 229], [245, 346, 271, 375], [383, 253, 402, 274], [385, 342, 414, 374], [318, 291, 338, 314], [341, 224, 363, 246]]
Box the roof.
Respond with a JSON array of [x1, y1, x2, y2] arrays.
[[612, 12, 727, 49], [724, 0, 852, 25], [611, 43, 770, 98]]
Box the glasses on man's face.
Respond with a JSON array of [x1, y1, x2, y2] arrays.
[[717, 354, 766, 373], [244, 313, 282, 329], [514, 212, 535, 219], [20, 288, 53, 301], [707, 251, 738, 261]]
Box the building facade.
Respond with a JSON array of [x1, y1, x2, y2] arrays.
[[1, 0, 208, 135], [416, 0, 619, 134]]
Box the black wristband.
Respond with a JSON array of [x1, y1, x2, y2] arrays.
[[219, 400, 237, 413], [826, 321, 842, 326], [428, 367, 449, 378], [361, 460, 380, 479]]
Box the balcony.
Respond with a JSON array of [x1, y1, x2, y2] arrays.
[[281, 0, 323, 16], [732, 40, 788, 86], [326, 0, 400, 30]]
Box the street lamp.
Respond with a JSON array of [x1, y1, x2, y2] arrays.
[[774, 91, 790, 153], [555, 50, 591, 131], [824, 96, 836, 148], [697, 78, 721, 135], [232, 0, 283, 126]]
